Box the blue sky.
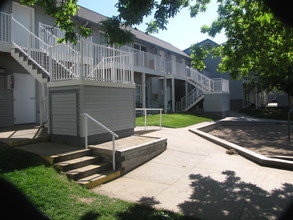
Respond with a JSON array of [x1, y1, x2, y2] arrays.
[[77, 0, 226, 50]]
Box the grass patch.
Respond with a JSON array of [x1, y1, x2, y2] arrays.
[[240, 107, 289, 121], [0, 147, 198, 220], [136, 113, 218, 128]]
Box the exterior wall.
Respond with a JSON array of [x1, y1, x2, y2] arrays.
[[0, 75, 13, 127], [82, 86, 135, 136], [49, 89, 79, 136], [0, 52, 41, 127], [49, 85, 135, 146], [203, 92, 230, 117]]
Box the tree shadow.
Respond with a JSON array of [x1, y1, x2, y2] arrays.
[[138, 196, 161, 207], [178, 170, 293, 219], [0, 147, 47, 173], [80, 211, 100, 220]]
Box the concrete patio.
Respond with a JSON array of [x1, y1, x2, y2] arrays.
[[93, 124, 293, 220]]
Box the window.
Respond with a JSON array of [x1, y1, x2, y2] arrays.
[[134, 43, 147, 52], [99, 32, 108, 45]]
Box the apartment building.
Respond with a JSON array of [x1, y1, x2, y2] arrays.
[[0, 1, 229, 145]]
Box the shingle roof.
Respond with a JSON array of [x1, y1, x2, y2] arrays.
[[76, 6, 190, 58]]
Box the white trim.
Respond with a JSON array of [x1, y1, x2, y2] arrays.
[[48, 79, 136, 89]]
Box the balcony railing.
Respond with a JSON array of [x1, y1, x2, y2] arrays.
[[1, 13, 134, 84], [0, 12, 11, 42]]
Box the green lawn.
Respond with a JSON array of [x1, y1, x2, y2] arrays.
[[136, 113, 218, 128], [0, 146, 197, 220]]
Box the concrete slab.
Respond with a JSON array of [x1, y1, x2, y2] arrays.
[[93, 125, 293, 219], [16, 142, 82, 156], [0, 124, 49, 146]]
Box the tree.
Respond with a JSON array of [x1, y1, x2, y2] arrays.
[[189, 0, 293, 106]]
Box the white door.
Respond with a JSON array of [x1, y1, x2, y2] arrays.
[[12, 2, 35, 47], [13, 73, 36, 124]]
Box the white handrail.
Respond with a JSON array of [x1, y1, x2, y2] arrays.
[[81, 113, 118, 170], [136, 108, 163, 130]]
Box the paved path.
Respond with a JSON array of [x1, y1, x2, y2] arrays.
[[93, 124, 293, 220]]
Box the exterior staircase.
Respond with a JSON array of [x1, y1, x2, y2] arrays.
[[11, 48, 50, 83], [46, 149, 121, 188]]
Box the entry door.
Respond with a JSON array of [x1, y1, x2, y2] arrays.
[[12, 2, 35, 47], [13, 73, 36, 124]]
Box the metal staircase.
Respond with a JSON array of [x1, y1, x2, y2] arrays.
[[180, 67, 229, 112]]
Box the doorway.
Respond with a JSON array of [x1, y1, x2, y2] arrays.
[[13, 73, 36, 124]]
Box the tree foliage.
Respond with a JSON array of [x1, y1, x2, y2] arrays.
[[20, 0, 92, 43], [192, 0, 293, 98]]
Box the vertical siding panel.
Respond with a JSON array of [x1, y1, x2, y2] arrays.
[[50, 92, 78, 136], [83, 86, 135, 136]]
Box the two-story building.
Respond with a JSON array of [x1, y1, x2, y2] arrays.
[[0, 1, 229, 146]]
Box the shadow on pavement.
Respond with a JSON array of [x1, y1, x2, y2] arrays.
[[178, 170, 293, 219]]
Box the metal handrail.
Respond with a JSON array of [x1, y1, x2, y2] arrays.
[[81, 113, 118, 170], [136, 108, 163, 130]]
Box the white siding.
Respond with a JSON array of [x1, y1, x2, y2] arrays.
[[83, 86, 135, 136], [50, 92, 78, 136]]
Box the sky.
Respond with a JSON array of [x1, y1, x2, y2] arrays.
[[77, 0, 227, 50]]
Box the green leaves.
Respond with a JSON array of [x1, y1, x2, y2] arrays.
[[99, 17, 135, 46], [190, 0, 293, 96]]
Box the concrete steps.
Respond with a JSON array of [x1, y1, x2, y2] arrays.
[[49, 149, 119, 188]]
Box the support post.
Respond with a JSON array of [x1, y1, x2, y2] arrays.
[[142, 73, 146, 108], [160, 109, 162, 129], [112, 135, 116, 170], [172, 78, 175, 112], [163, 77, 167, 113], [84, 115, 88, 149]]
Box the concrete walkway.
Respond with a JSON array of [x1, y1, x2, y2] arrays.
[[93, 125, 293, 220]]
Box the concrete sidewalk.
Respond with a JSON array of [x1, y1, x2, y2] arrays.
[[93, 125, 293, 220]]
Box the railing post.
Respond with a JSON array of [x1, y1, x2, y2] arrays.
[[84, 114, 88, 149], [112, 135, 116, 170], [48, 47, 52, 76]]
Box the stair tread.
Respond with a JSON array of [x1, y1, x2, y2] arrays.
[[66, 163, 110, 175], [54, 156, 95, 166], [54, 149, 90, 158], [77, 170, 117, 183]]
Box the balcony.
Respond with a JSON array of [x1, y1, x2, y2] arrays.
[[1, 12, 134, 86]]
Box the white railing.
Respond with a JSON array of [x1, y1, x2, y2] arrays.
[[136, 108, 163, 130], [5, 16, 134, 84], [181, 88, 204, 111], [166, 61, 186, 78], [0, 12, 11, 42], [116, 45, 166, 74], [212, 78, 229, 92], [189, 67, 214, 92], [81, 113, 118, 171], [86, 54, 133, 83], [134, 51, 165, 74], [11, 16, 51, 77]]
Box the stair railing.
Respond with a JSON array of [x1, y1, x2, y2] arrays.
[[181, 88, 204, 111], [81, 113, 118, 171]]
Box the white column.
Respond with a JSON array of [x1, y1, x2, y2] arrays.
[[172, 78, 175, 112], [142, 73, 146, 108], [164, 77, 167, 113]]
